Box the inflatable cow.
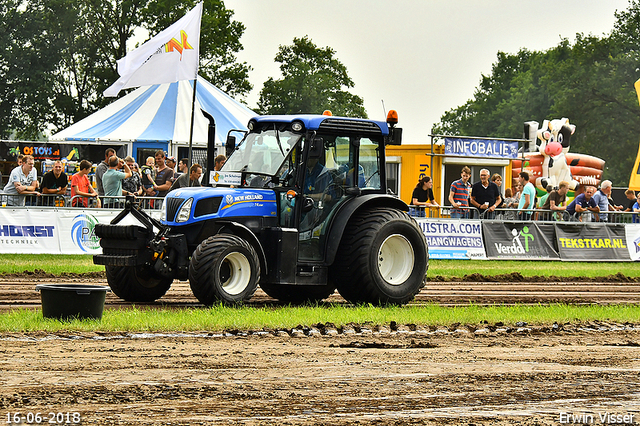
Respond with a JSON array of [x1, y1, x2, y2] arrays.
[[536, 118, 579, 191], [513, 119, 603, 195]]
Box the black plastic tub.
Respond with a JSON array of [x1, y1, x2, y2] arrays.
[[35, 284, 111, 321]]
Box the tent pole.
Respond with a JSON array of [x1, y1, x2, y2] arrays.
[[188, 77, 199, 168]]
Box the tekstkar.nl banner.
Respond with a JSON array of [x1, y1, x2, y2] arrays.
[[555, 223, 631, 261]]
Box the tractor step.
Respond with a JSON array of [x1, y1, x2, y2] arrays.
[[93, 254, 139, 267]]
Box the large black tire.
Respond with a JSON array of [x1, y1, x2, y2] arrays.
[[331, 208, 428, 305], [259, 283, 336, 304], [105, 265, 173, 302], [189, 234, 260, 305]]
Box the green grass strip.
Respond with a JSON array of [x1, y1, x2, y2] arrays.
[[0, 254, 103, 275], [1, 304, 639, 333], [0, 255, 638, 278], [428, 260, 640, 278]]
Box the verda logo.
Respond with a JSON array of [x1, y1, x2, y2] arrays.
[[494, 226, 535, 254], [520, 226, 535, 251]]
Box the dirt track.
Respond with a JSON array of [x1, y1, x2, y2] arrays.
[[2, 272, 640, 310], [1, 275, 640, 425]]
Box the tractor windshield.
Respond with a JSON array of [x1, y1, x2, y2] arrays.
[[223, 129, 302, 177]]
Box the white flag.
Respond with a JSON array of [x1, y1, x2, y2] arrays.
[[104, 2, 203, 97]]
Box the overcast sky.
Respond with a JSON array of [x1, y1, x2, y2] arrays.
[[224, 0, 631, 143]]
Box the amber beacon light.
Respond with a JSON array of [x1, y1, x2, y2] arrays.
[[386, 110, 398, 126]]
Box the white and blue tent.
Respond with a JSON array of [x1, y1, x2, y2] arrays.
[[50, 76, 255, 162]]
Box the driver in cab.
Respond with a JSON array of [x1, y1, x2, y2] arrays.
[[304, 140, 333, 204]]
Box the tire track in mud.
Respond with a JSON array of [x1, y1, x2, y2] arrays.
[[2, 328, 640, 425], [2, 275, 640, 425], [2, 277, 640, 311]]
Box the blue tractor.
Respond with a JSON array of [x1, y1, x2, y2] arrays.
[[94, 112, 428, 305]]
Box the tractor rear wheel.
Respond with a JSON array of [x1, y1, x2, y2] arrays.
[[189, 234, 260, 305], [105, 265, 173, 302], [259, 283, 336, 304], [331, 208, 428, 305]]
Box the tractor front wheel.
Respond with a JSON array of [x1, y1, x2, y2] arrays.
[[189, 234, 260, 305]]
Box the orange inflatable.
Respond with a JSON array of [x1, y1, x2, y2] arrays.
[[512, 152, 604, 194], [514, 118, 605, 195]]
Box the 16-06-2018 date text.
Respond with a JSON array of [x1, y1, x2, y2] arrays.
[[5, 412, 81, 424]]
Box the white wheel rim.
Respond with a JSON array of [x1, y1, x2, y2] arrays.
[[377, 234, 414, 285], [220, 252, 252, 295]]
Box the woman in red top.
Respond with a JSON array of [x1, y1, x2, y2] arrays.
[[71, 160, 101, 208]]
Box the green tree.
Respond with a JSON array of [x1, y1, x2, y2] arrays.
[[0, 0, 65, 139], [434, 2, 640, 186], [0, 0, 22, 138], [1, 0, 251, 139], [257, 36, 367, 117]]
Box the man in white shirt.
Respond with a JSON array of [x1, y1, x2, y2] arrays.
[[592, 180, 613, 222], [2, 155, 39, 206]]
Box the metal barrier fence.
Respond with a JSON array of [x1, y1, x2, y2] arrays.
[[0, 193, 165, 210], [1, 191, 638, 223], [409, 205, 640, 223]]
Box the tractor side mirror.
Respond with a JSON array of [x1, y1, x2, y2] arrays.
[[225, 135, 236, 158], [309, 137, 323, 158], [386, 127, 402, 145]]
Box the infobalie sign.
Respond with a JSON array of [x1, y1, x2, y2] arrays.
[[444, 137, 519, 159]]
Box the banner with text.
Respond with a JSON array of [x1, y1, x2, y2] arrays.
[[0, 141, 127, 163], [483, 222, 559, 260], [555, 223, 630, 261], [2, 207, 639, 261], [0, 209, 61, 254], [626, 224, 640, 262], [416, 219, 486, 259], [444, 137, 519, 159], [0, 208, 161, 254]]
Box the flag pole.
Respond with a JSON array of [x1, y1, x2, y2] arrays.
[[188, 76, 198, 168]]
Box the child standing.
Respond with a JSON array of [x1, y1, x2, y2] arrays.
[[141, 156, 158, 196]]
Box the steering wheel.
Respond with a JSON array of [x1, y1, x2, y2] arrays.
[[315, 183, 344, 208]]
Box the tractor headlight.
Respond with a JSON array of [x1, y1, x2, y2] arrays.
[[160, 204, 166, 221], [176, 198, 193, 222]]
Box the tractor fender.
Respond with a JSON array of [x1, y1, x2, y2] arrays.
[[215, 220, 268, 277], [324, 194, 409, 265]]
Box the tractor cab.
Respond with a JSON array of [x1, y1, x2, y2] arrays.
[[221, 114, 387, 262]]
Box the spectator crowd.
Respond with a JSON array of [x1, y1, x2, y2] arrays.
[[1, 152, 638, 223], [1, 149, 217, 209], [410, 165, 640, 223]]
